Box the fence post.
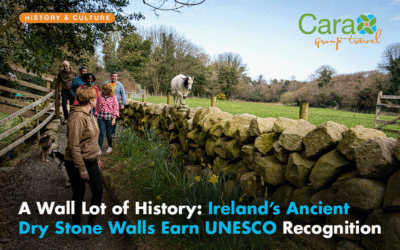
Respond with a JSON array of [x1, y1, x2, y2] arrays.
[[167, 95, 171, 105], [46, 81, 50, 90], [299, 102, 309, 121], [373, 91, 383, 129], [35, 100, 40, 140], [128, 93, 131, 99], [211, 97, 217, 107], [55, 89, 60, 119], [142, 94, 145, 102]]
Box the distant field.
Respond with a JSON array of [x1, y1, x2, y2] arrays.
[[131, 96, 399, 138]]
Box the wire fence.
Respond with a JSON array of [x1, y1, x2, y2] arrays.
[[125, 89, 148, 99], [130, 93, 385, 120]]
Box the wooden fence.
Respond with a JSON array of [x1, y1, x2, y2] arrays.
[[0, 67, 57, 158], [373, 91, 400, 135]]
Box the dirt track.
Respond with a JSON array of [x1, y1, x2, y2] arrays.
[[0, 124, 133, 250]]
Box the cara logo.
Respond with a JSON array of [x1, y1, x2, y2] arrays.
[[357, 15, 377, 34], [299, 13, 382, 50]]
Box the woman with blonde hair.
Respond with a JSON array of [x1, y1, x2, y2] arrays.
[[95, 83, 119, 155], [65, 85, 103, 240]]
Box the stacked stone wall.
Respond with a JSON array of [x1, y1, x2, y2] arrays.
[[122, 99, 400, 250]]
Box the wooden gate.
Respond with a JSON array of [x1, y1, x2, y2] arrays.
[[0, 66, 58, 158], [373, 91, 400, 137]]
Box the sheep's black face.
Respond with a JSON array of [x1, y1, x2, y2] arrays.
[[187, 77, 193, 91], [183, 75, 193, 91]]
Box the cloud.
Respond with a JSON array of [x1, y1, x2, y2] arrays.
[[390, 0, 400, 5]]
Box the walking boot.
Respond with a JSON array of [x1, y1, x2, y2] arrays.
[[88, 217, 105, 237], [72, 232, 89, 240]]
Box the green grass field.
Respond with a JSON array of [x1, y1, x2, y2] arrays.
[[131, 96, 399, 138]]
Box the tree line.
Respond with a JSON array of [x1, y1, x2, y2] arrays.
[[101, 26, 251, 99], [99, 26, 400, 112], [1, 0, 399, 112]]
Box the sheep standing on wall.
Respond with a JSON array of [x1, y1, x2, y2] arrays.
[[171, 74, 194, 107]]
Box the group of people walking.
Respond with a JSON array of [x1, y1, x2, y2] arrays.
[[53, 61, 126, 239]]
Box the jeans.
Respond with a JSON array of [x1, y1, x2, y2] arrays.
[[61, 89, 74, 120], [65, 159, 103, 225], [111, 107, 123, 136], [98, 118, 113, 149], [111, 123, 116, 136]]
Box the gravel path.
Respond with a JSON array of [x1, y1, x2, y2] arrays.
[[0, 124, 132, 250]]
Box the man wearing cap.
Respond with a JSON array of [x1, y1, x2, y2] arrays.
[[54, 61, 78, 122]]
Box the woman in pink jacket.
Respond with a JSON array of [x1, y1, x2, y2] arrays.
[[95, 83, 119, 155]]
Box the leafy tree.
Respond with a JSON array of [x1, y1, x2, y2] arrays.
[[139, 25, 209, 94], [357, 87, 375, 111], [309, 65, 337, 87], [102, 32, 122, 72], [158, 32, 176, 94], [0, 0, 206, 74], [217, 65, 239, 99], [117, 32, 152, 81], [211, 52, 247, 98], [317, 69, 333, 87], [0, 0, 142, 74], [386, 58, 400, 95], [378, 42, 400, 95], [280, 80, 291, 94]]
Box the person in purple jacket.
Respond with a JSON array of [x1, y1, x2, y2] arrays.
[[95, 83, 119, 155]]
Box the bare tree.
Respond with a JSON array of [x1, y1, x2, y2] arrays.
[[252, 75, 267, 86], [214, 52, 247, 75], [378, 42, 400, 72], [378, 42, 400, 94], [139, 25, 206, 62], [143, 0, 206, 15]]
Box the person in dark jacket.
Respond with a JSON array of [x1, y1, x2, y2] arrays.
[[69, 66, 88, 102], [54, 61, 78, 122], [72, 73, 99, 116]]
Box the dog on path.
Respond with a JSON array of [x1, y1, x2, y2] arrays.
[[48, 150, 70, 188], [39, 131, 58, 163]]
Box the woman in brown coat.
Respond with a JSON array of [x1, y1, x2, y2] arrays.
[[64, 85, 103, 240]]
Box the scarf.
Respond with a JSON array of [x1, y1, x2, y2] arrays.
[[110, 81, 117, 91]]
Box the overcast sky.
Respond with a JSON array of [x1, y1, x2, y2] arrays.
[[126, 0, 400, 81]]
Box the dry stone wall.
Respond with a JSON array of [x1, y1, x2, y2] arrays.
[[121, 99, 400, 250]]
